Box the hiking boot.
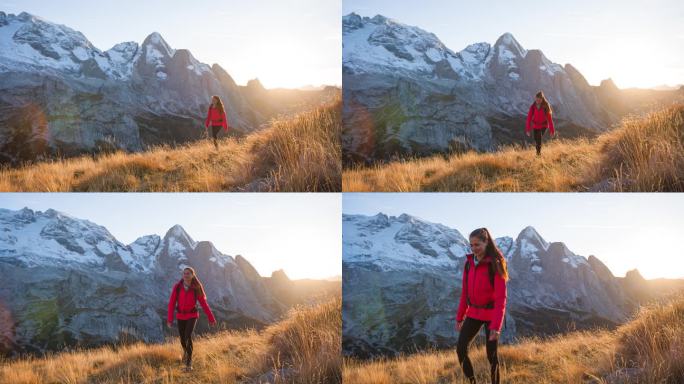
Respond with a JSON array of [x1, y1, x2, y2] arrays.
[[183, 364, 193, 372]]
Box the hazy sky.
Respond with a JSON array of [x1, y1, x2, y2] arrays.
[[344, 0, 684, 89], [0, 0, 341, 88], [0, 193, 341, 280], [343, 193, 684, 280]]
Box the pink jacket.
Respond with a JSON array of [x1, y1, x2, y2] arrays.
[[205, 106, 228, 131], [456, 254, 507, 331], [525, 103, 555, 135], [167, 280, 216, 323]]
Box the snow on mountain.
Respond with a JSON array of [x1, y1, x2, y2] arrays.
[[0, 208, 235, 274], [343, 12, 500, 82], [127, 234, 160, 272], [0, 207, 127, 269], [343, 213, 469, 270], [493, 32, 527, 81], [343, 13, 464, 77], [517, 225, 549, 259], [102, 41, 139, 78], [343, 13, 563, 84], [0, 13, 189, 82], [343, 213, 597, 277], [0, 12, 105, 75]]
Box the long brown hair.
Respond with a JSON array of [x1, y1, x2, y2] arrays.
[[469, 228, 509, 281], [183, 267, 206, 298], [534, 91, 552, 115], [210, 95, 225, 115]]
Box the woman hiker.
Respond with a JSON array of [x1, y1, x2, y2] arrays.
[[204, 95, 229, 150], [456, 228, 509, 384], [167, 267, 217, 372], [525, 91, 555, 156]]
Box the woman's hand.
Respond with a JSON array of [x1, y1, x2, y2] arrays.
[[166, 321, 172, 329], [456, 320, 463, 331], [526, 131, 531, 137], [209, 320, 217, 328], [488, 330, 500, 341]]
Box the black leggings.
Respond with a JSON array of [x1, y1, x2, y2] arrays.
[[210, 125, 221, 148], [533, 127, 547, 155], [177, 317, 197, 364], [456, 317, 500, 384]]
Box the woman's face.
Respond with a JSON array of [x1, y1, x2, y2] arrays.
[[182, 269, 193, 283], [535, 96, 542, 104], [470, 237, 486, 257], [212, 97, 217, 106]]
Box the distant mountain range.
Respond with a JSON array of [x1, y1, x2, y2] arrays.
[[342, 13, 684, 163], [0, 207, 339, 356], [342, 213, 684, 358], [0, 11, 338, 165]]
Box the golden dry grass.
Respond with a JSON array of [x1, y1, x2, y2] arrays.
[[343, 294, 684, 384], [0, 97, 341, 192], [343, 104, 684, 192], [0, 297, 341, 384]]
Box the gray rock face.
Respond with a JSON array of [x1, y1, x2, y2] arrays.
[[342, 13, 624, 162], [0, 12, 265, 164], [0, 208, 294, 355], [342, 213, 640, 358]]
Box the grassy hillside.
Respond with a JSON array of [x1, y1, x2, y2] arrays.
[[0, 97, 341, 192], [0, 297, 341, 384], [343, 293, 684, 384], [343, 104, 684, 192]]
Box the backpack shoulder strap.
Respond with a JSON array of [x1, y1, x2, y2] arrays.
[[488, 261, 496, 288], [464, 257, 471, 304], [175, 280, 183, 309]]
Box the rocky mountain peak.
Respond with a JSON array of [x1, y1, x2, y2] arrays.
[[600, 78, 620, 92], [494, 32, 526, 56], [371, 14, 389, 24], [142, 32, 172, 52], [517, 225, 545, 242], [166, 223, 187, 235], [163, 224, 194, 247], [16, 12, 35, 22], [588, 254, 615, 280], [625, 268, 646, 282], [246, 78, 266, 91], [396, 213, 415, 223], [271, 269, 291, 283], [235, 254, 261, 282]]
